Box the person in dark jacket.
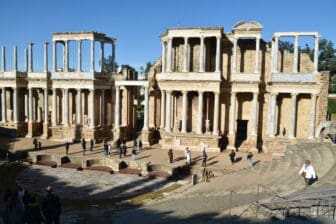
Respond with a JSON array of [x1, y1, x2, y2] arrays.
[[81, 138, 86, 156], [90, 138, 94, 152], [24, 196, 42, 224], [65, 142, 70, 155], [41, 186, 61, 224], [229, 150, 236, 165]]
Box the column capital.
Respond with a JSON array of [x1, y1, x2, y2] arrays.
[[184, 36, 188, 42], [182, 90, 188, 95], [198, 90, 204, 95], [166, 90, 172, 94], [216, 35, 221, 39], [291, 92, 298, 97]]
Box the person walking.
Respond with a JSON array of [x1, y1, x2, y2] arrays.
[[168, 148, 173, 163], [122, 143, 127, 157], [186, 148, 191, 165], [33, 138, 38, 150], [90, 138, 94, 152], [247, 152, 253, 167], [118, 144, 123, 159], [42, 186, 61, 224], [38, 141, 42, 150], [131, 146, 137, 160], [299, 160, 317, 186], [138, 140, 143, 152], [229, 150, 236, 165], [202, 149, 208, 167], [65, 142, 70, 155], [103, 142, 108, 157], [81, 138, 86, 156], [4, 192, 24, 224]]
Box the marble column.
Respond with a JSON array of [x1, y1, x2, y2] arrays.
[[255, 38, 260, 73], [52, 41, 57, 72], [289, 93, 298, 139], [100, 89, 105, 127], [293, 35, 299, 73], [309, 94, 317, 139], [1, 46, 5, 72], [160, 90, 165, 129], [77, 40, 82, 72], [165, 90, 172, 132], [1, 88, 6, 122], [64, 41, 69, 72], [90, 89, 95, 128], [272, 36, 279, 73], [199, 36, 205, 72], [25, 48, 28, 72], [24, 92, 28, 122], [268, 92, 277, 137], [28, 43, 33, 72], [13, 88, 18, 123], [215, 36, 221, 72], [28, 88, 33, 122], [44, 89, 48, 124], [63, 89, 69, 126], [181, 90, 188, 133], [197, 91, 204, 134], [232, 38, 237, 73], [251, 92, 258, 136], [183, 37, 188, 72], [13, 46, 17, 71], [90, 40, 95, 72], [167, 38, 172, 72], [143, 87, 149, 131], [77, 89, 82, 124], [213, 91, 219, 135], [112, 43, 116, 72], [44, 42, 48, 72], [314, 35, 319, 73], [52, 89, 57, 126], [100, 42, 104, 72], [114, 86, 120, 129], [229, 92, 237, 136], [161, 41, 166, 72]]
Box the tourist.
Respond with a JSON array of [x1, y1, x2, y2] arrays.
[[122, 143, 127, 157], [108, 143, 111, 157], [247, 152, 253, 167], [90, 138, 94, 152], [186, 148, 191, 165], [229, 150, 236, 165], [299, 160, 317, 186], [138, 140, 143, 151], [65, 142, 70, 155], [33, 138, 38, 150], [4, 192, 25, 224], [202, 149, 208, 167], [103, 142, 108, 157], [118, 144, 123, 159], [168, 148, 173, 163], [81, 138, 86, 156], [24, 196, 42, 224], [131, 146, 137, 160], [42, 186, 61, 224], [38, 141, 42, 150]]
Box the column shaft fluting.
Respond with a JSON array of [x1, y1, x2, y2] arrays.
[[100, 42, 104, 72], [44, 89, 48, 124], [251, 92, 258, 136], [181, 91, 188, 133], [1, 88, 6, 122], [77, 89, 82, 124], [112, 43, 116, 72], [90, 40, 95, 72], [272, 36, 279, 73], [24, 92, 28, 122], [161, 41, 166, 72], [314, 35, 319, 73], [293, 35, 299, 73], [160, 90, 165, 128], [13, 88, 18, 123], [64, 41, 69, 72], [90, 89, 95, 128], [232, 38, 237, 73], [25, 48, 28, 72], [268, 93, 277, 137], [13, 46, 18, 71], [28, 88, 33, 122], [197, 91, 204, 134], [167, 38, 172, 72], [183, 37, 188, 72], [44, 42, 48, 72], [28, 43, 33, 72], [165, 91, 172, 132], [114, 86, 120, 129], [213, 92, 219, 135], [100, 89, 105, 126], [255, 38, 260, 73], [63, 89, 69, 126], [199, 37, 205, 72], [143, 87, 149, 131], [229, 92, 236, 135], [52, 41, 57, 72], [52, 89, 57, 126], [77, 40, 82, 72], [1, 46, 6, 72]]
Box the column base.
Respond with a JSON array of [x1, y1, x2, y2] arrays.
[[41, 123, 49, 139], [308, 136, 315, 140], [141, 130, 150, 146], [227, 133, 236, 150], [26, 122, 33, 138]]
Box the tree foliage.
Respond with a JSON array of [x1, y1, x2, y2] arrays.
[[100, 56, 119, 73], [139, 61, 152, 79]]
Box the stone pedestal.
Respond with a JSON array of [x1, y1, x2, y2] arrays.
[[227, 134, 236, 150], [26, 122, 33, 138], [205, 119, 211, 134], [141, 130, 150, 146], [41, 123, 49, 139], [249, 134, 258, 152]]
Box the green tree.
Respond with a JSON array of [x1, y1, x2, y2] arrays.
[[100, 56, 119, 72], [278, 40, 294, 53], [139, 61, 152, 79]]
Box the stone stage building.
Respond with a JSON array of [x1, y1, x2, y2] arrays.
[[146, 21, 329, 152], [0, 31, 142, 142]]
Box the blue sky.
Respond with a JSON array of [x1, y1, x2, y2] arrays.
[[0, 0, 335, 72]]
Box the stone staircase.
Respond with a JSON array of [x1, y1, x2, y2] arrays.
[[177, 142, 336, 218]]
